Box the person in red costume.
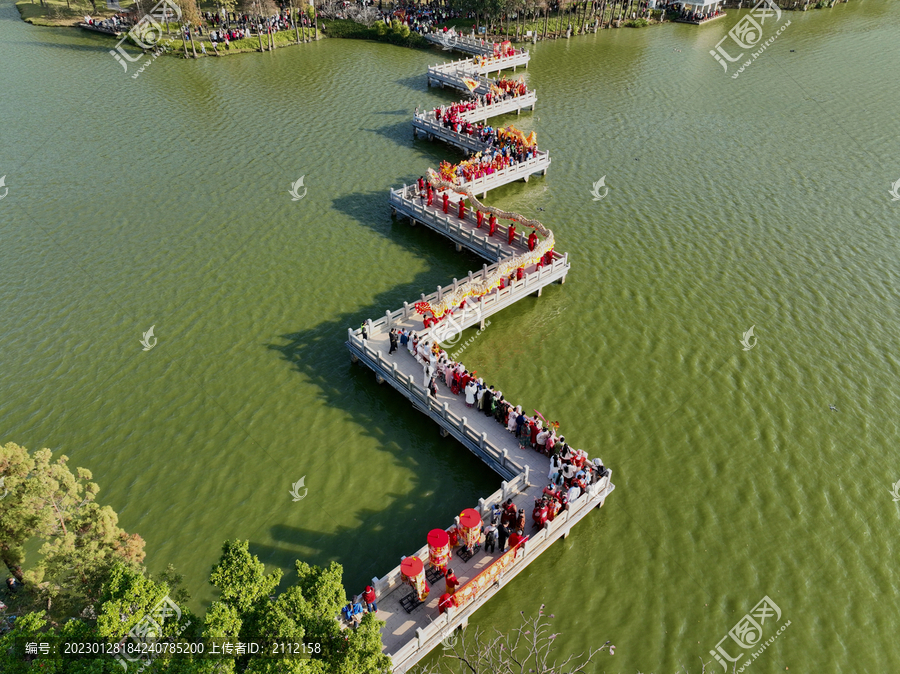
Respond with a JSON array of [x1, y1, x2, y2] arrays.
[[516, 266, 524, 281], [498, 277, 506, 290], [445, 568, 460, 594], [426, 185, 434, 206], [543, 250, 553, 265], [508, 224, 516, 245], [438, 592, 454, 614], [489, 214, 497, 236], [458, 199, 466, 219], [476, 210, 484, 228], [528, 231, 537, 251], [442, 192, 449, 214]]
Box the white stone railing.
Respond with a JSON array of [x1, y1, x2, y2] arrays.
[[345, 331, 528, 480], [388, 182, 555, 261], [419, 91, 537, 125], [458, 91, 537, 121], [349, 250, 570, 339], [385, 470, 614, 670], [412, 115, 488, 154], [367, 471, 531, 599]]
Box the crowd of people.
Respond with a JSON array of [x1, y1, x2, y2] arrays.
[[431, 105, 538, 154], [436, 146, 535, 185], [341, 584, 378, 627], [674, 4, 723, 21], [82, 14, 130, 32], [382, 325, 612, 561], [383, 327, 609, 524]]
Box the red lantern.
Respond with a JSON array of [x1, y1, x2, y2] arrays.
[[427, 529, 451, 574], [400, 556, 429, 601], [458, 508, 482, 549]]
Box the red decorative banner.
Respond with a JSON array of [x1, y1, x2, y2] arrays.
[[451, 537, 527, 611]]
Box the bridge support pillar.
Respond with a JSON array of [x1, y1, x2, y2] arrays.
[[375, 374, 385, 385], [440, 427, 449, 438], [455, 243, 462, 252], [480, 317, 485, 330], [350, 353, 359, 363], [523, 175, 529, 183], [535, 286, 542, 297]]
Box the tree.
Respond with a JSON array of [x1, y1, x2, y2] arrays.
[[176, 0, 201, 57], [206, 543, 391, 674], [415, 607, 611, 674], [0, 451, 391, 674], [0, 442, 43, 583], [0, 443, 145, 619]]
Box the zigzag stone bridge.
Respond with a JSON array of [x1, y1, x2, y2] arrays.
[[344, 40, 615, 674]]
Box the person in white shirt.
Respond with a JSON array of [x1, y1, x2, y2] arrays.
[[536, 427, 550, 455], [567, 484, 581, 504], [464, 381, 477, 407], [506, 405, 520, 433], [548, 455, 560, 485]]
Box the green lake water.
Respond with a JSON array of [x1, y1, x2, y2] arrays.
[[1, 2, 899, 671]]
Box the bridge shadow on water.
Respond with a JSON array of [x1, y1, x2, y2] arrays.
[[256, 192, 503, 592]]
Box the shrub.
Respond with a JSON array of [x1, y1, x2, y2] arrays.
[[399, 24, 410, 38], [624, 17, 650, 27]]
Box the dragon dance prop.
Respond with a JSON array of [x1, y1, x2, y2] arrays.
[[426, 168, 551, 238], [408, 168, 556, 321]]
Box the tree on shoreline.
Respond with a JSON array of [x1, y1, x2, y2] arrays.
[[0, 442, 146, 619], [0, 445, 391, 673]]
